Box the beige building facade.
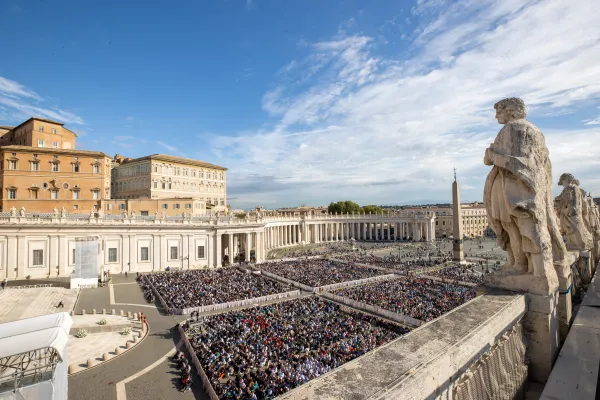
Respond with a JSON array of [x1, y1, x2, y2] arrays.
[[432, 203, 488, 238], [0, 117, 77, 149], [111, 154, 227, 212], [101, 197, 206, 217], [0, 146, 111, 213]]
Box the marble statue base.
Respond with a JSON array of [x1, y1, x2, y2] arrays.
[[557, 274, 573, 340], [523, 291, 560, 383], [484, 271, 556, 296]]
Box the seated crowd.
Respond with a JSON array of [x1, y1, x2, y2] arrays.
[[184, 297, 408, 399], [429, 264, 484, 284], [335, 252, 448, 272], [143, 269, 292, 309], [335, 277, 477, 322], [260, 259, 384, 287]]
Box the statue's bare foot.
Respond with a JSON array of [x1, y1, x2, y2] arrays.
[[500, 262, 514, 272]]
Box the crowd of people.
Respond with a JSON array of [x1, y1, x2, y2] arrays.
[[335, 252, 448, 273], [184, 297, 408, 399], [335, 277, 477, 322], [429, 264, 484, 284], [143, 269, 292, 309], [260, 259, 385, 287]]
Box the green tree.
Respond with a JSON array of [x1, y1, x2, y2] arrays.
[[328, 200, 363, 214], [362, 205, 383, 214]]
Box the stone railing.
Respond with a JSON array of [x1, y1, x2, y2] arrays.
[[0, 211, 434, 227]]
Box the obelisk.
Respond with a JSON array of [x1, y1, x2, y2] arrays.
[[452, 168, 465, 263]]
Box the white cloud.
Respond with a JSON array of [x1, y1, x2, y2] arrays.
[[217, 0, 600, 209], [156, 141, 188, 158], [0, 76, 85, 125]]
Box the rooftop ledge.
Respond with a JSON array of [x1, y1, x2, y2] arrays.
[[279, 290, 526, 400]]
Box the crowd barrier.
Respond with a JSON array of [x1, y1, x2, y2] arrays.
[[319, 274, 397, 292], [419, 274, 480, 288], [327, 258, 395, 273], [257, 255, 322, 264], [177, 290, 301, 315], [178, 324, 219, 400], [141, 275, 172, 313], [6, 284, 54, 289], [320, 291, 424, 327], [260, 270, 316, 292]]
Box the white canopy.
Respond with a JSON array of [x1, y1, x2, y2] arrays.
[[0, 312, 72, 360]]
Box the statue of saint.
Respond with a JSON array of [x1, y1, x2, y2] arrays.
[[53, 207, 59, 216], [483, 97, 565, 295], [10, 206, 17, 216], [97, 209, 104, 219], [20, 207, 26, 216], [61, 207, 67, 217], [555, 173, 593, 251]]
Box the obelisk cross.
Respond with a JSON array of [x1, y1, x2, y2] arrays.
[[453, 167, 457, 182]]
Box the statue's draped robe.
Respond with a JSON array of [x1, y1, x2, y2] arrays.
[[484, 119, 566, 274], [556, 185, 592, 250]]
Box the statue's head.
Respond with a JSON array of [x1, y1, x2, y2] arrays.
[[494, 97, 527, 124], [558, 173, 580, 187]]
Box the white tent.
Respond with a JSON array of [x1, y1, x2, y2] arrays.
[[0, 312, 72, 400]]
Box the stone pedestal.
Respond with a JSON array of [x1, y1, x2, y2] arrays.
[[557, 275, 573, 340], [578, 250, 592, 283], [523, 291, 560, 383]]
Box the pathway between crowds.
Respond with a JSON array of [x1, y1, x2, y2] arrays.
[[67, 274, 312, 400]]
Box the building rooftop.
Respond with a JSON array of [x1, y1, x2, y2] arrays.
[[9, 117, 66, 132], [0, 145, 109, 158], [118, 154, 227, 170]]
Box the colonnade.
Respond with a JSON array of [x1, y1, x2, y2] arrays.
[[263, 219, 435, 251]]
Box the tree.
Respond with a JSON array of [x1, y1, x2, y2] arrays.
[[328, 201, 363, 214], [362, 205, 383, 214]]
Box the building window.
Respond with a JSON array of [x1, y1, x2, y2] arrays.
[[154, 165, 158, 173], [106, 204, 112, 211], [30, 189, 38, 199], [141, 211, 148, 216], [170, 246, 178, 260], [161, 182, 166, 190], [52, 141, 58, 148], [39, 126, 44, 132], [32, 249, 44, 266], [93, 165, 100, 173], [51, 128, 57, 134], [51, 190, 58, 200], [92, 190, 99, 200], [197, 246, 205, 259], [119, 204, 126, 210], [108, 248, 118, 263], [37, 139, 45, 147], [174, 204, 180, 209], [30, 161, 39, 171], [8, 160, 17, 170], [140, 247, 149, 261], [72, 190, 80, 200], [162, 204, 168, 209], [73, 164, 80, 172], [8, 189, 16, 199], [153, 181, 158, 189], [73, 205, 78, 209], [52, 163, 59, 172], [185, 203, 191, 209], [72, 249, 76, 264]]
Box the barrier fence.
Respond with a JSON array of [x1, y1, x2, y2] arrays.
[[6, 284, 55, 289], [257, 255, 322, 264], [178, 290, 301, 315], [320, 291, 424, 327], [178, 324, 219, 400], [141, 275, 171, 313], [260, 270, 316, 292], [319, 274, 397, 292], [419, 274, 480, 288]]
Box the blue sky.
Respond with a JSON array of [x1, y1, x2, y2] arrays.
[[1, 0, 599, 209]]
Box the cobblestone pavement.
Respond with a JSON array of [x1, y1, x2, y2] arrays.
[[125, 358, 208, 400], [69, 280, 186, 400]]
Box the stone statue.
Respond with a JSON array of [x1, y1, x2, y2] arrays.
[[90, 209, 95, 218], [10, 206, 17, 217], [555, 173, 593, 251], [154, 211, 159, 219], [161, 211, 166, 220], [483, 97, 566, 295], [53, 207, 59, 217], [20, 207, 26, 217], [98, 209, 104, 219], [61, 207, 67, 217], [131, 209, 136, 218]]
